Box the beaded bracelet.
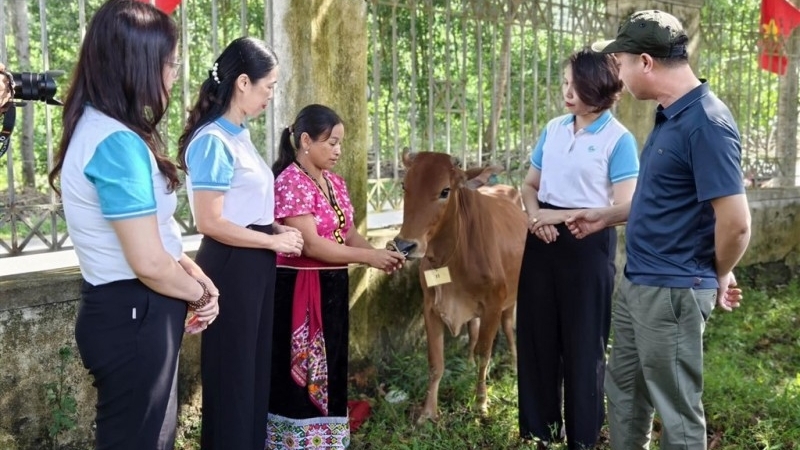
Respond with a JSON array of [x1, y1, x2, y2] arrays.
[[188, 280, 211, 310]]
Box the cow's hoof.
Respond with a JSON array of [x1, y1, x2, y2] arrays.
[[475, 393, 489, 416], [416, 411, 438, 425], [476, 385, 488, 416]]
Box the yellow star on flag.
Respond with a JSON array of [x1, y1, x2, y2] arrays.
[[762, 18, 781, 41]]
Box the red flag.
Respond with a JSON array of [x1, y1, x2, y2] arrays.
[[758, 0, 800, 74], [137, 0, 182, 15]]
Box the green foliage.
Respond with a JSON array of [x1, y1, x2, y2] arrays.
[[1, 0, 273, 194], [175, 409, 202, 450], [43, 345, 77, 450], [1, 0, 788, 189]]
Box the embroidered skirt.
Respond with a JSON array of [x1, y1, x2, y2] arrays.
[[267, 267, 350, 449]]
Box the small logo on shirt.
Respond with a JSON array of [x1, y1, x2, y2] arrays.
[[587, 145, 597, 153]]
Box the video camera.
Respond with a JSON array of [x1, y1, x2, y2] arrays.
[[1, 69, 63, 159]]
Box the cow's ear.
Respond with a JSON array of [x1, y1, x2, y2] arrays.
[[465, 178, 482, 190], [465, 165, 505, 189], [402, 148, 417, 168]]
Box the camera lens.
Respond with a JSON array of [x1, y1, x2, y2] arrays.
[[12, 72, 59, 104]]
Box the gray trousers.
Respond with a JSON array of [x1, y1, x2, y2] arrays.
[[606, 277, 716, 450]]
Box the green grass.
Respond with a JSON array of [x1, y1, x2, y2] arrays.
[[702, 281, 800, 449], [172, 280, 800, 449], [350, 280, 800, 450], [349, 349, 538, 450]]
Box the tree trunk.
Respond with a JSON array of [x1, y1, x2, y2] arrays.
[[481, 0, 522, 159], [776, 11, 800, 187], [11, 0, 35, 189]]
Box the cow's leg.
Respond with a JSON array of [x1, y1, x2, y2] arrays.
[[475, 309, 502, 416], [467, 317, 480, 365], [501, 306, 517, 373], [419, 300, 445, 423]]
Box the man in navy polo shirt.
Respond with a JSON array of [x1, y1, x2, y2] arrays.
[[567, 10, 751, 449]]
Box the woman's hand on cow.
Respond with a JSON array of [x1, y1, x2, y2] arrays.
[[369, 248, 405, 273]]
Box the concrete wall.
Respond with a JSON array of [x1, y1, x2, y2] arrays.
[[1, 189, 798, 448], [0, 238, 424, 449]]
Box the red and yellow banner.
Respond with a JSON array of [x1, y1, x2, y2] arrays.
[[759, 0, 800, 74]]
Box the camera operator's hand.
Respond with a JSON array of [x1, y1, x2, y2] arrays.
[[0, 63, 12, 113]]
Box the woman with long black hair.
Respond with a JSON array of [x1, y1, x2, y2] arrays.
[[177, 37, 303, 450], [266, 104, 404, 449], [50, 1, 219, 448]]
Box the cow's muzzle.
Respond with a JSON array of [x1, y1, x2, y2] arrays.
[[389, 237, 417, 258]]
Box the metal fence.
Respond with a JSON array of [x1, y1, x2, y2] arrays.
[[365, 0, 797, 212], [0, 0, 795, 257]]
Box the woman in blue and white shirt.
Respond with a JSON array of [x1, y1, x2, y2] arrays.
[[517, 48, 639, 449], [48, 2, 219, 449], [177, 37, 304, 450]]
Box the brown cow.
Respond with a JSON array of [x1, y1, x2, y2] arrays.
[[391, 151, 527, 421]]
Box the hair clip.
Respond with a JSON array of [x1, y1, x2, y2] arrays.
[[210, 62, 220, 84]]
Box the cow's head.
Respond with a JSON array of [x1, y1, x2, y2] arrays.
[[392, 151, 502, 259]]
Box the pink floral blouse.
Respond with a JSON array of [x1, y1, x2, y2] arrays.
[[274, 163, 354, 243]]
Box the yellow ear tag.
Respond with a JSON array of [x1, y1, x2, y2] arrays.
[[424, 267, 452, 287]]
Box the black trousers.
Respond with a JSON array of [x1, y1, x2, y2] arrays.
[[517, 207, 616, 449], [197, 226, 277, 450], [75, 278, 186, 450]]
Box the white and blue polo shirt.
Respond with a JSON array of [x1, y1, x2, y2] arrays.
[[60, 106, 183, 286], [531, 111, 639, 208], [184, 117, 275, 227]]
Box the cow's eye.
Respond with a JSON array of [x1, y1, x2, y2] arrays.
[[401, 182, 405, 191], [439, 188, 450, 199]]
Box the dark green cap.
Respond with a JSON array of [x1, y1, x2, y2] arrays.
[[592, 10, 688, 58]]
